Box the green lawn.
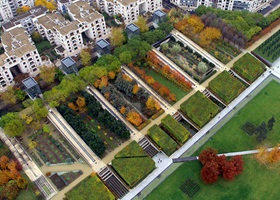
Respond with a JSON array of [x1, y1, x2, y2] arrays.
[[65, 175, 115, 200], [180, 92, 220, 128], [161, 114, 190, 145], [232, 53, 265, 83], [35, 40, 52, 54], [16, 190, 37, 200], [146, 80, 280, 200], [147, 70, 187, 101], [208, 71, 245, 104], [112, 141, 155, 188], [148, 125, 178, 156]]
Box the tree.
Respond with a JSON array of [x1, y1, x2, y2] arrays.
[[161, 43, 169, 51], [135, 16, 148, 33], [0, 86, 17, 105], [16, 6, 30, 14], [221, 160, 237, 180], [146, 96, 161, 111], [199, 148, 218, 165], [40, 66, 56, 83], [16, 177, 28, 189], [0, 113, 25, 137], [80, 49, 92, 66], [31, 31, 42, 42], [201, 160, 219, 184], [132, 84, 140, 94], [197, 62, 208, 74], [119, 51, 133, 64], [110, 27, 126, 47], [170, 44, 181, 55], [267, 116, 275, 131], [199, 27, 221, 46], [76, 97, 86, 112], [108, 71, 116, 80], [45, 1, 56, 12], [187, 15, 205, 34], [28, 141, 37, 149], [98, 76, 108, 89], [231, 155, 243, 174], [126, 111, 143, 126]]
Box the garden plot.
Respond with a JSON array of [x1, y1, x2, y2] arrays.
[[159, 39, 216, 83], [49, 171, 83, 191]]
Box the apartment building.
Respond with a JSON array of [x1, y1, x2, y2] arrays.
[[68, 1, 107, 39], [97, 0, 162, 24], [0, 27, 42, 90], [171, 0, 268, 12], [0, 0, 34, 24]]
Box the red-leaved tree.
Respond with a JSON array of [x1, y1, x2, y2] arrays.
[[201, 160, 220, 184], [199, 148, 218, 165]]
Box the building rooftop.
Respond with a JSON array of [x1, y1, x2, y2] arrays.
[[22, 77, 38, 89], [96, 39, 110, 49], [154, 10, 166, 18], [61, 57, 76, 68], [118, 0, 138, 6], [126, 23, 139, 32]]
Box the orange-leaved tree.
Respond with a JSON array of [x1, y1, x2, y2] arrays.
[[126, 111, 143, 126]]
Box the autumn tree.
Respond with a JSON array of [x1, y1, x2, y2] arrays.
[[201, 160, 219, 184], [108, 71, 116, 80], [132, 84, 140, 94], [80, 49, 92, 66], [187, 15, 205, 34], [35, 0, 56, 12], [40, 66, 56, 83], [199, 148, 218, 165], [120, 106, 126, 114], [174, 18, 188, 32], [135, 16, 149, 33], [146, 96, 161, 111], [76, 97, 86, 112], [31, 31, 42, 42], [16, 6, 30, 14], [126, 111, 143, 126], [98, 76, 108, 89], [0, 86, 17, 105], [110, 27, 126, 47], [199, 27, 221, 46]]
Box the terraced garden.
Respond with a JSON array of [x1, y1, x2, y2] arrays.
[[208, 71, 246, 104], [147, 125, 178, 156], [180, 92, 220, 128], [65, 175, 115, 200], [111, 141, 155, 188], [232, 53, 265, 83]]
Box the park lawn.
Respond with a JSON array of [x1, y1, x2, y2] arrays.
[[161, 114, 190, 145], [232, 53, 265, 83], [115, 141, 147, 158], [146, 80, 280, 200], [145, 155, 280, 200], [146, 70, 187, 101], [208, 71, 245, 104], [65, 175, 115, 200], [148, 125, 178, 156], [112, 157, 155, 188], [180, 92, 220, 128]]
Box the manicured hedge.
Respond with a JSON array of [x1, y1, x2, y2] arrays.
[[115, 141, 147, 158], [232, 53, 265, 83], [180, 92, 220, 128], [148, 125, 177, 156], [112, 141, 155, 188], [208, 71, 245, 104], [65, 175, 115, 200], [161, 114, 190, 145], [112, 157, 155, 188]]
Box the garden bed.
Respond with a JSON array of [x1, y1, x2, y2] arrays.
[[65, 175, 115, 200], [160, 39, 215, 83], [232, 53, 265, 83], [208, 71, 245, 104], [112, 141, 155, 188], [180, 92, 220, 128], [147, 125, 178, 156], [253, 29, 280, 63], [49, 171, 83, 191], [161, 114, 190, 145]]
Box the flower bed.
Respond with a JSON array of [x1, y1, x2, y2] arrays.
[[161, 114, 190, 145], [180, 92, 220, 128], [208, 71, 245, 104], [232, 53, 265, 83], [65, 175, 115, 200], [147, 124, 177, 156], [112, 141, 155, 187]]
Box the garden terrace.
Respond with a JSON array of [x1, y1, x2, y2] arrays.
[[232, 53, 265, 83], [208, 71, 246, 104], [160, 39, 216, 83], [112, 141, 155, 188], [65, 175, 115, 200], [146, 79, 280, 200], [128, 60, 187, 103], [161, 114, 190, 145], [147, 124, 178, 156], [180, 92, 220, 128], [254, 29, 280, 63]]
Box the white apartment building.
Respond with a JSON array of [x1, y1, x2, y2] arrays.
[[97, 0, 162, 24], [172, 0, 268, 12], [0, 0, 34, 24], [68, 1, 107, 39], [0, 27, 42, 90]]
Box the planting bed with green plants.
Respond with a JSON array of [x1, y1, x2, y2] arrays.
[[147, 125, 177, 156], [180, 92, 220, 128], [208, 71, 245, 104], [232, 53, 265, 83], [112, 141, 155, 187]]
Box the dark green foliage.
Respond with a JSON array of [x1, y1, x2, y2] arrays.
[[255, 122, 267, 143], [83, 92, 130, 139], [241, 122, 256, 136], [57, 105, 105, 157], [180, 179, 200, 198], [267, 116, 275, 131]]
